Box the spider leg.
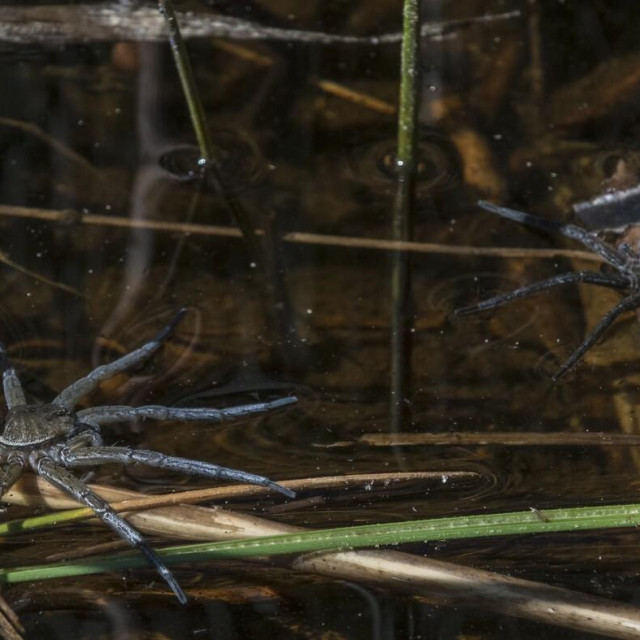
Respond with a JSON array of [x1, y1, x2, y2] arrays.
[[35, 458, 187, 604], [0, 343, 26, 409], [455, 271, 630, 316], [0, 455, 24, 499], [76, 396, 297, 426], [53, 308, 188, 409], [66, 424, 104, 449], [553, 290, 640, 381], [478, 201, 628, 272], [61, 446, 296, 498]]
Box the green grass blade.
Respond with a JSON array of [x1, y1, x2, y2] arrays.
[[2, 502, 640, 584], [0, 507, 93, 535]]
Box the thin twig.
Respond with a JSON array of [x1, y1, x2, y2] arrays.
[[350, 432, 640, 447], [3, 471, 477, 529], [0, 250, 82, 297], [0, 117, 126, 207], [0, 593, 23, 640], [316, 80, 396, 114], [0, 203, 603, 262], [0, 118, 98, 176]]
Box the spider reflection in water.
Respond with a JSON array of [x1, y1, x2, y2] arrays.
[[456, 200, 640, 380], [0, 309, 296, 603]]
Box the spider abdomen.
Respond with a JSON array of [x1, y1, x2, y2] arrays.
[[0, 404, 75, 446]]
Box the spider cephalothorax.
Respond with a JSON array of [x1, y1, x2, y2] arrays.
[[0, 309, 296, 603], [456, 200, 640, 380], [1, 404, 75, 446]]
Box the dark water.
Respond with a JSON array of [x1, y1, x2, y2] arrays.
[[2, 0, 640, 638]]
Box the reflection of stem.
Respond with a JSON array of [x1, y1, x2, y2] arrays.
[[0, 118, 97, 175], [0, 118, 109, 297], [0, 117, 128, 207], [0, 249, 82, 298], [154, 177, 204, 299], [159, 0, 297, 367], [390, 0, 421, 437], [527, 0, 544, 102], [526, 0, 544, 136]]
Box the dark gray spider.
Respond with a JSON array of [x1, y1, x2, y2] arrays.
[[0, 309, 296, 603], [456, 200, 640, 380]]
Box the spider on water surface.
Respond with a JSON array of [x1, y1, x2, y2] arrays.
[[456, 200, 640, 380], [0, 308, 296, 603]]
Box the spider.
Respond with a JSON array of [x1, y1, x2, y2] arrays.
[[456, 200, 640, 380], [0, 309, 296, 603]]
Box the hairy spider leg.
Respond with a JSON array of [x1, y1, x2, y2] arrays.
[[74, 398, 298, 498], [66, 423, 104, 449], [77, 397, 297, 426], [0, 343, 26, 409], [477, 201, 629, 273], [553, 289, 640, 381], [455, 271, 630, 316], [36, 458, 187, 604], [0, 457, 23, 497], [54, 308, 188, 408], [62, 445, 295, 498]]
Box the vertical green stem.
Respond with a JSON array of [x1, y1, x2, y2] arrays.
[[158, 0, 262, 262], [390, 0, 421, 435], [395, 0, 421, 171], [157, 0, 299, 368], [158, 0, 214, 163]]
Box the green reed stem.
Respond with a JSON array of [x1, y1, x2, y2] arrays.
[[157, 0, 298, 361], [3, 502, 640, 584], [0, 507, 93, 535], [158, 0, 214, 162], [158, 0, 262, 261], [396, 0, 421, 165], [390, 0, 421, 435]]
